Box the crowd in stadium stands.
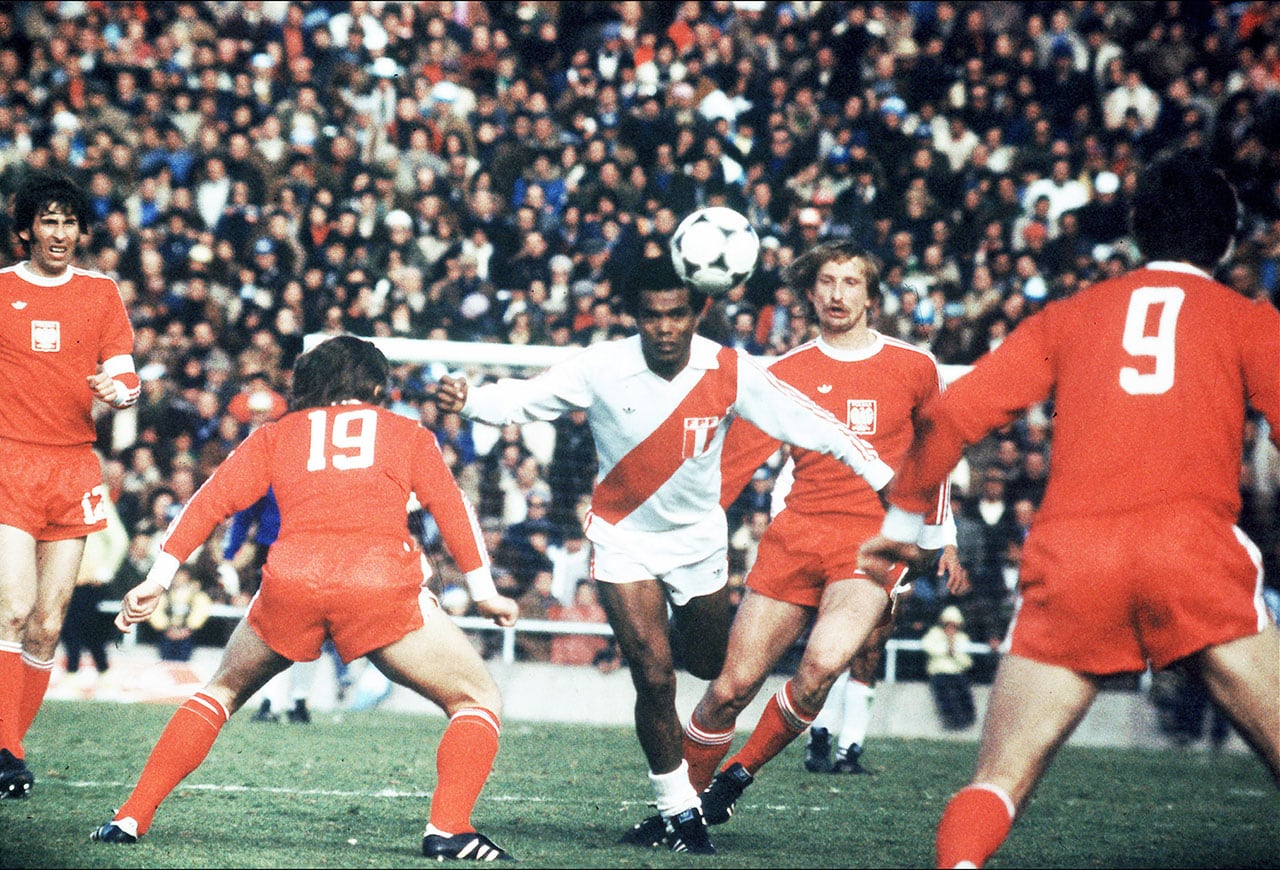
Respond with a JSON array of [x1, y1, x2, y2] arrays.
[[8, 1, 1279, 666]]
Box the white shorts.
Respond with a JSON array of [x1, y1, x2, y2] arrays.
[[584, 508, 730, 607], [590, 541, 729, 607]]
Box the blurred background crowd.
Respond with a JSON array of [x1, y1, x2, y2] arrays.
[[6, 0, 1278, 675]]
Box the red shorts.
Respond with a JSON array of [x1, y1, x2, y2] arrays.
[[747, 509, 908, 609], [1010, 504, 1268, 674], [0, 438, 107, 540], [246, 537, 430, 663]]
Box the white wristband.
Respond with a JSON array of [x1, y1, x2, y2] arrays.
[[881, 505, 926, 544], [861, 459, 895, 492], [919, 515, 958, 549], [463, 567, 498, 603], [146, 552, 181, 590]]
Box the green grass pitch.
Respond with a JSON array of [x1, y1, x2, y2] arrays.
[[2, 700, 1276, 869]]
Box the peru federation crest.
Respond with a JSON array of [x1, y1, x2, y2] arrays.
[[682, 415, 721, 457]]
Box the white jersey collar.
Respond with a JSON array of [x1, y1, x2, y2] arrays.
[[1143, 261, 1211, 279], [815, 330, 884, 362], [615, 333, 725, 378], [14, 261, 74, 287]]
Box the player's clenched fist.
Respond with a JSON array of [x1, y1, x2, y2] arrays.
[[115, 578, 166, 632], [435, 374, 468, 413]]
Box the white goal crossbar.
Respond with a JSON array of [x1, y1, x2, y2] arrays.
[[302, 334, 972, 383]]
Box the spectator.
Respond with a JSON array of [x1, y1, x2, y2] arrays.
[[1103, 66, 1160, 134], [500, 455, 552, 526], [497, 493, 559, 593], [515, 569, 558, 662], [958, 468, 1017, 647], [225, 371, 288, 427], [920, 605, 977, 731], [724, 465, 775, 534], [547, 523, 591, 608], [550, 580, 617, 670], [727, 508, 769, 579], [1006, 450, 1050, 508], [546, 410, 596, 534], [148, 565, 213, 663], [1072, 170, 1128, 246]]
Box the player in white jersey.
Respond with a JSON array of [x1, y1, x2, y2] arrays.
[[436, 264, 893, 855], [625, 241, 967, 837]]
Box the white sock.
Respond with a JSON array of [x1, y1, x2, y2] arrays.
[[261, 669, 291, 709], [424, 823, 453, 838], [838, 680, 876, 754], [811, 671, 849, 735], [290, 659, 318, 702], [649, 759, 700, 818]]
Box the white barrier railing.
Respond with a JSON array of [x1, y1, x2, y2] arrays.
[[99, 601, 994, 682]]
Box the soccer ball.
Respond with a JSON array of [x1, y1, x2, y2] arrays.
[[670, 206, 760, 296]]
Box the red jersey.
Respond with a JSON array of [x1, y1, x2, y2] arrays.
[[161, 403, 489, 575], [891, 262, 1280, 524], [722, 334, 950, 526], [0, 263, 135, 446]]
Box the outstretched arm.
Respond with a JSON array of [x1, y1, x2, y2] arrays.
[[734, 354, 894, 491]]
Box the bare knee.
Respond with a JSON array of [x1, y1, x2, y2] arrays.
[[792, 655, 848, 712], [23, 612, 65, 659], [629, 652, 678, 703], [0, 596, 35, 641], [703, 671, 764, 722]]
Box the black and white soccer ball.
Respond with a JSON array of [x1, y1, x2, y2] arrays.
[[670, 206, 760, 296]]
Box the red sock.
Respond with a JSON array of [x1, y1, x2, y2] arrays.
[[725, 680, 816, 776], [18, 654, 53, 740], [935, 784, 1016, 869], [429, 708, 500, 835], [117, 693, 229, 835], [683, 711, 734, 792], [0, 644, 24, 757]]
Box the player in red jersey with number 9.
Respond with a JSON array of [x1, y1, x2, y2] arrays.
[[92, 335, 519, 862], [860, 151, 1280, 868], [0, 171, 139, 800]]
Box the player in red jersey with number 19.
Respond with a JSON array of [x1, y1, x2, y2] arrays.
[[860, 151, 1280, 868], [91, 336, 519, 862], [0, 171, 139, 800]]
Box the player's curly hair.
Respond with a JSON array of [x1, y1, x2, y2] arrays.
[[784, 240, 882, 303], [11, 170, 91, 252], [1131, 150, 1238, 270], [288, 335, 389, 412], [619, 254, 709, 315]]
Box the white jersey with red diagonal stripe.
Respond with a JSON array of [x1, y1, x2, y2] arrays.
[[460, 334, 892, 563]]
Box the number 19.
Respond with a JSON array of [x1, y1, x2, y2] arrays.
[[306, 408, 378, 471]]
